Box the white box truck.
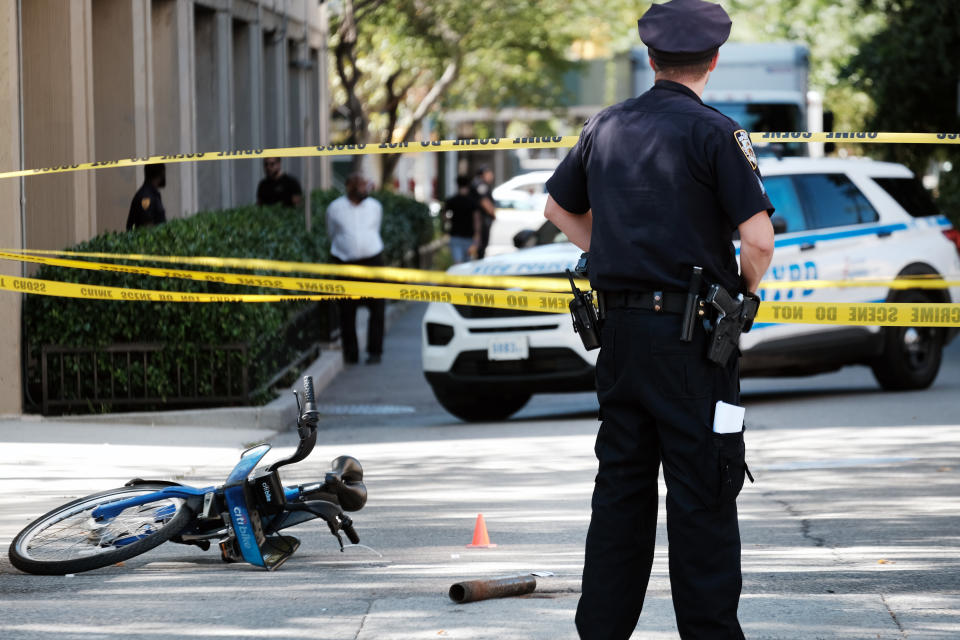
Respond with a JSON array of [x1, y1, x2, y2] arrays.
[[632, 42, 825, 157]]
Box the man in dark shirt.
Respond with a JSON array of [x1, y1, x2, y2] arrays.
[[544, 1, 775, 638], [256, 157, 303, 208], [470, 166, 496, 258], [126, 163, 167, 231], [443, 175, 481, 263]]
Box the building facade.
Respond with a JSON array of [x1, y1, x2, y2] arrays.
[[0, 0, 332, 415]]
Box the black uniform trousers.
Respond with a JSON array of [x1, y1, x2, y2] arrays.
[[575, 307, 747, 640], [332, 253, 385, 362], [476, 213, 494, 259]]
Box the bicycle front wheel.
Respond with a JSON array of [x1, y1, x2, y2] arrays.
[[9, 483, 193, 575]]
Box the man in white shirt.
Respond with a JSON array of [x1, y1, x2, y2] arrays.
[[325, 174, 386, 365]]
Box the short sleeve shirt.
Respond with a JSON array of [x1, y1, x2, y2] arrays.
[[257, 174, 303, 208], [325, 195, 384, 262], [470, 179, 495, 220], [126, 183, 166, 231], [444, 194, 479, 238], [546, 80, 773, 294]]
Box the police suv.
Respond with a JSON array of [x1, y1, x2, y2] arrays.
[[422, 158, 960, 421]]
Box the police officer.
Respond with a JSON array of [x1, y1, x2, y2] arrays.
[[126, 163, 167, 231], [544, 1, 775, 638], [470, 165, 496, 259]]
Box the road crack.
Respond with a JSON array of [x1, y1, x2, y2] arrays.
[[353, 599, 374, 640], [880, 594, 907, 638], [770, 495, 826, 547]]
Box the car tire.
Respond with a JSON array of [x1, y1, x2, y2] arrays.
[[432, 387, 531, 422], [871, 290, 945, 391]]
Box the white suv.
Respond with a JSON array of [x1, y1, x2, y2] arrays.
[[422, 157, 960, 421]]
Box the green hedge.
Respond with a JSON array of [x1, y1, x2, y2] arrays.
[[25, 188, 433, 413]]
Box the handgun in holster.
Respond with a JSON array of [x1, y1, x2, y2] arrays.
[[566, 268, 601, 351], [704, 284, 761, 366]]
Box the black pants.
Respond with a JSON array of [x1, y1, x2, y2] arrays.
[[575, 308, 747, 640], [476, 214, 494, 259], [332, 253, 385, 362]]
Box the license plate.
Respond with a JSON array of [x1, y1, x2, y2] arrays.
[[487, 335, 529, 361]]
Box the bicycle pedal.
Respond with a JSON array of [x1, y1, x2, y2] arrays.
[[219, 540, 241, 563], [262, 535, 300, 570], [188, 539, 211, 552]]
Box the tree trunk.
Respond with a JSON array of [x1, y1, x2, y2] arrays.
[[379, 59, 460, 187]]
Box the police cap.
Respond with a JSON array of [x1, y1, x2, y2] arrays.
[[637, 0, 732, 65]]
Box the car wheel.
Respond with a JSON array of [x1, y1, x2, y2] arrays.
[[871, 291, 945, 391], [432, 387, 531, 422]]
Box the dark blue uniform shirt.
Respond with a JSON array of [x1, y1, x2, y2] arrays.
[[546, 79, 773, 295], [126, 182, 166, 231]]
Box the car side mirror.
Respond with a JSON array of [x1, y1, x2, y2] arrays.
[[513, 229, 535, 249], [771, 217, 788, 235]]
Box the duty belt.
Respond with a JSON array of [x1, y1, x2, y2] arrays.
[[599, 290, 688, 315]]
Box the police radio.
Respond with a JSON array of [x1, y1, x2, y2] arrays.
[[566, 268, 601, 351]]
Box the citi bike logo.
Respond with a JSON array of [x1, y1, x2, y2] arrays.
[[261, 482, 273, 502], [232, 506, 248, 527]]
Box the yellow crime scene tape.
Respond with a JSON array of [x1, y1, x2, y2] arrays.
[[5, 248, 960, 292], [0, 271, 573, 313], [0, 132, 958, 180], [3, 249, 960, 325], [2, 132, 959, 325], [0, 248, 574, 293], [757, 301, 960, 327], [2, 269, 959, 327]]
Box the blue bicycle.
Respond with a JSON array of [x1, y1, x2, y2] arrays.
[[8, 376, 367, 575]]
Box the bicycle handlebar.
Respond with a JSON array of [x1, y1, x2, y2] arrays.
[[268, 377, 320, 472], [341, 517, 360, 545], [303, 376, 315, 406], [300, 376, 319, 425]]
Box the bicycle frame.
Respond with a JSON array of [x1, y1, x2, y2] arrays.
[[10, 376, 364, 576], [91, 442, 349, 570]]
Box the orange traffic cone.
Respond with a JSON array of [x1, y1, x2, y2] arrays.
[[466, 513, 497, 548]]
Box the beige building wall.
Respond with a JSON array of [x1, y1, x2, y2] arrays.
[[92, 0, 152, 233], [152, 0, 197, 220], [4, 0, 330, 415], [21, 0, 96, 252], [0, 1, 23, 415]]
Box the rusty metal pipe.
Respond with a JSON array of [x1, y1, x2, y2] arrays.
[[448, 575, 537, 603]]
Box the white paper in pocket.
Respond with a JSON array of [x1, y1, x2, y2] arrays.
[[713, 401, 745, 434]]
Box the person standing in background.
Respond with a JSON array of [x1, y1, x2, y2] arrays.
[[471, 165, 496, 259], [257, 157, 303, 208], [325, 174, 386, 365], [444, 175, 482, 264], [126, 163, 167, 231]]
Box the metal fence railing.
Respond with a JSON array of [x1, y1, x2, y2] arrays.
[[40, 343, 249, 415]]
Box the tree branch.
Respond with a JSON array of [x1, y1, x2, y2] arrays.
[[332, 0, 369, 156]]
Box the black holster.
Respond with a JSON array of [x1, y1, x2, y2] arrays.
[[567, 269, 601, 351], [704, 284, 760, 366]]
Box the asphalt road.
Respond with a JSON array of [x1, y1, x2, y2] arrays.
[[0, 304, 958, 639]]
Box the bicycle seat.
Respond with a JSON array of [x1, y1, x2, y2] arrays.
[[329, 456, 367, 512]]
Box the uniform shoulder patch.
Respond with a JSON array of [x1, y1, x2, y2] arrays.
[[734, 129, 758, 170], [141, 197, 151, 210]]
